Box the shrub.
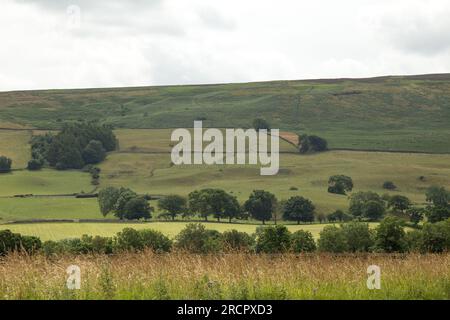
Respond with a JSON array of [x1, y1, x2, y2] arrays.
[[382, 181, 396, 190], [114, 228, 144, 251], [340, 222, 375, 252], [421, 220, 450, 253], [221, 230, 255, 251], [139, 229, 172, 252], [175, 223, 223, 253], [405, 230, 424, 252], [0, 230, 41, 255], [375, 217, 407, 253], [290, 230, 316, 253], [27, 158, 43, 170], [255, 225, 291, 253], [318, 226, 348, 253], [0, 156, 12, 173]]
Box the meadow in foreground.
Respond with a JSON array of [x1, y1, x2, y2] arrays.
[[0, 252, 448, 300]]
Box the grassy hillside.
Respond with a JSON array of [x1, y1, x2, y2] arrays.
[[1, 74, 450, 152]]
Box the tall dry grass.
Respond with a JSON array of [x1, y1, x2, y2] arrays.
[[0, 252, 449, 300]]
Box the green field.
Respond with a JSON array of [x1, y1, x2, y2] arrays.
[[0, 129, 450, 222], [0, 169, 92, 197], [1, 74, 450, 153], [0, 75, 449, 241], [2, 221, 380, 241]]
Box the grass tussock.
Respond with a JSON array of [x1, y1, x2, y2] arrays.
[[0, 252, 449, 300]]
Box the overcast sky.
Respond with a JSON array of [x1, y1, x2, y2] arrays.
[[1, 0, 450, 91]]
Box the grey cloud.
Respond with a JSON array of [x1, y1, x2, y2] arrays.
[[197, 6, 236, 30], [380, 10, 450, 56]]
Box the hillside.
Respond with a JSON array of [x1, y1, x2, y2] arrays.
[[1, 74, 450, 153]]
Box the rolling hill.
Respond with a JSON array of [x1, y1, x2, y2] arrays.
[[1, 73, 450, 153]]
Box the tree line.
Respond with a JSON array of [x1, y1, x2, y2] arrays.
[[97, 185, 450, 226], [1, 217, 449, 256]]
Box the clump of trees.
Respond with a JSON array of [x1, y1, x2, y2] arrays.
[[30, 122, 116, 170], [188, 189, 241, 222], [98, 187, 151, 220], [0, 156, 12, 173], [349, 191, 386, 221], [298, 134, 328, 154], [327, 175, 353, 195]]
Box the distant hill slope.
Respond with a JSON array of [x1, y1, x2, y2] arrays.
[[1, 73, 450, 152]]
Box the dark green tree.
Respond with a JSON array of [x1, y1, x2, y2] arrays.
[[388, 195, 411, 213], [158, 195, 187, 220], [122, 196, 151, 220], [244, 190, 277, 224], [327, 175, 353, 195], [375, 217, 407, 253], [349, 191, 384, 217], [282, 196, 315, 224], [363, 200, 386, 221], [82, 140, 106, 164]]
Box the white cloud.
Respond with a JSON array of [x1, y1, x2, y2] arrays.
[[1, 0, 450, 91]]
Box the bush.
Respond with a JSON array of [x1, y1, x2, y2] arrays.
[[421, 220, 450, 253], [0, 230, 41, 255], [139, 229, 172, 253], [221, 230, 255, 252], [290, 230, 316, 253], [114, 228, 171, 252], [27, 158, 43, 170], [0, 156, 12, 173], [375, 217, 407, 253], [175, 223, 223, 253], [382, 181, 396, 190], [114, 228, 144, 251], [255, 225, 291, 253], [340, 222, 375, 252], [317, 225, 348, 253], [405, 230, 423, 252]]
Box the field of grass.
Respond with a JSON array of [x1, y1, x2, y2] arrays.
[[0, 169, 92, 197], [0, 252, 448, 299], [1, 138, 449, 221], [0, 198, 101, 222], [1, 75, 450, 153], [0, 129, 30, 168], [2, 221, 368, 241]]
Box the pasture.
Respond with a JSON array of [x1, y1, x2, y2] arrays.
[[0, 128, 450, 223]]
